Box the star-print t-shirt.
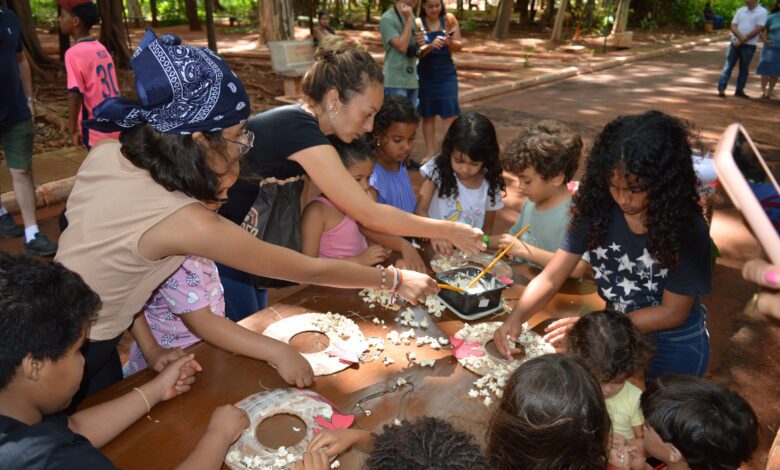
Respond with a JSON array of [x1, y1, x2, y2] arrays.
[[561, 207, 712, 314], [124, 256, 225, 376]]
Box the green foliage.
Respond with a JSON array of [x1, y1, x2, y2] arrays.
[[640, 17, 657, 31], [459, 18, 477, 33], [30, 0, 58, 26], [634, 0, 746, 28]]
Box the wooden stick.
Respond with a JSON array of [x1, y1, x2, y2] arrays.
[[465, 224, 531, 290], [437, 283, 465, 293]]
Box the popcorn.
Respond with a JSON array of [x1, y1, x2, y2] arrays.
[[483, 396, 492, 407], [383, 356, 395, 366], [468, 389, 479, 398], [364, 410, 372, 417], [396, 377, 407, 387], [419, 359, 436, 368], [372, 317, 381, 325], [393, 418, 402, 426], [311, 312, 362, 340], [330, 461, 341, 469]]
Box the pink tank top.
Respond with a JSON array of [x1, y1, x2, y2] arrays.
[[316, 196, 368, 259]]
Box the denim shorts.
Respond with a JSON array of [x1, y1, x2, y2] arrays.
[[644, 303, 710, 381]]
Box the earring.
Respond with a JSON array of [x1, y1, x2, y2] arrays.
[[328, 104, 338, 119]]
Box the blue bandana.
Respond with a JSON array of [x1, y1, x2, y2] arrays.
[[85, 29, 250, 135]]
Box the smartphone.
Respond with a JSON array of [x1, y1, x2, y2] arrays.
[[447, 30, 456, 37], [713, 124, 780, 264]]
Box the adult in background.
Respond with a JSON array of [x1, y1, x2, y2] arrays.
[[312, 10, 335, 48], [416, 0, 462, 160], [757, 0, 780, 99], [0, 6, 58, 256], [717, 0, 768, 98], [380, 0, 424, 108], [218, 36, 484, 321]]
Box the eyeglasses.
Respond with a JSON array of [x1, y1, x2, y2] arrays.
[[226, 129, 254, 156]]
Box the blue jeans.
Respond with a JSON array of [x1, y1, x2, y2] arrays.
[[384, 87, 419, 109], [644, 303, 710, 381], [718, 43, 757, 93], [217, 263, 268, 322]]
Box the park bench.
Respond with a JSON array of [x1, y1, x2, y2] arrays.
[[267, 39, 315, 100]]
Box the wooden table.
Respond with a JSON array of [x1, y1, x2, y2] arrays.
[[83, 265, 603, 469]]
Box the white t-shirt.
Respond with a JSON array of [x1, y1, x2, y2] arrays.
[[732, 5, 768, 45], [420, 159, 504, 229]]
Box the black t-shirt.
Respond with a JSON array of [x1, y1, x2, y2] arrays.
[[0, 7, 32, 129], [0, 414, 119, 469], [219, 104, 330, 225], [561, 207, 712, 314]]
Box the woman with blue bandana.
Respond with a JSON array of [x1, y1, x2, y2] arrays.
[[218, 36, 485, 320], [55, 30, 440, 403]]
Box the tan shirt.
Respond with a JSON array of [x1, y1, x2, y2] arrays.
[[55, 140, 200, 341]]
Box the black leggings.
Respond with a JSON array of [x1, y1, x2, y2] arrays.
[[66, 334, 124, 412]]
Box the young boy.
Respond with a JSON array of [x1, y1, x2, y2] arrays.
[[0, 253, 249, 469], [632, 375, 758, 470], [488, 119, 589, 278], [58, 0, 120, 149], [494, 111, 713, 381]]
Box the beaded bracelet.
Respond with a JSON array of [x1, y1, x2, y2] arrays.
[[380, 265, 388, 291]]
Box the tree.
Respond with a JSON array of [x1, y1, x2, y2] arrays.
[[551, 0, 569, 41], [185, 0, 202, 31], [259, 0, 295, 44], [204, 0, 217, 52], [97, 0, 132, 68], [150, 0, 159, 27], [5, 0, 54, 72], [611, 0, 630, 34], [492, 0, 515, 40]]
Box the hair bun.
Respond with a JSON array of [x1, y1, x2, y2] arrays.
[[314, 35, 351, 62]]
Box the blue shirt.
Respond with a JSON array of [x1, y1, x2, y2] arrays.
[[0, 7, 31, 129], [370, 162, 416, 213]]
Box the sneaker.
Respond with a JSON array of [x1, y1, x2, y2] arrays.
[[717, 89, 726, 98], [734, 91, 750, 99], [0, 213, 23, 238], [23, 233, 58, 256]]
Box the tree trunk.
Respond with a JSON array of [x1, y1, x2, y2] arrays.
[[584, 0, 594, 29], [204, 0, 217, 52], [492, 0, 514, 40], [97, 0, 132, 69], [150, 0, 159, 27], [457, 0, 463, 19], [544, 0, 555, 26], [258, 0, 295, 45], [611, 0, 630, 35], [5, 0, 54, 70], [529, 0, 537, 24], [335, 0, 341, 22], [185, 0, 202, 31], [214, 0, 227, 12], [550, 0, 569, 41], [518, 0, 530, 24], [57, 5, 71, 61]]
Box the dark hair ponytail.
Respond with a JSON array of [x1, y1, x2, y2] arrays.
[[302, 35, 383, 104]]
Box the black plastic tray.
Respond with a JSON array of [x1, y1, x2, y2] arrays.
[[435, 267, 507, 319]]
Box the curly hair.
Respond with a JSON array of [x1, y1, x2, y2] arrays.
[[570, 110, 703, 268], [0, 253, 101, 391], [641, 376, 758, 470], [487, 354, 611, 470], [435, 112, 505, 206], [366, 416, 490, 470], [366, 94, 419, 150], [328, 135, 374, 167], [502, 119, 582, 182], [568, 310, 650, 383]]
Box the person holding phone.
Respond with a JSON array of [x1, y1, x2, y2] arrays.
[[416, 0, 462, 160], [380, 0, 423, 108], [717, 0, 768, 98]]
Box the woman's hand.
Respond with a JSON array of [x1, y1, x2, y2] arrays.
[[308, 429, 371, 458], [401, 243, 427, 273], [396, 269, 439, 305], [492, 317, 527, 361], [357, 245, 392, 266], [742, 259, 780, 319], [445, 222, 485, 255], [542, 316, 579, 345], [269, 342, 315, 388], [431, 238, 455, 256]]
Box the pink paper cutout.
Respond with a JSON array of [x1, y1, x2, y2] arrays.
[[313, 412, 356, 434], [326, 336, 360, 364], [450, 335, 485, 359]]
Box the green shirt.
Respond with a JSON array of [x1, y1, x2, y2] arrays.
[[380, 6, 419, 89], [766, 12, 780, 43], [509, 197, 589, 267], [605, 381, 645, 439]]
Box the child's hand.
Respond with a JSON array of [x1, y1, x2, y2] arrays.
[[397, 269, 439, 305], [401, 244, 427, 273], [270, 343, 314, 388], [742, 259, 780, 319], [431, 238, 455, 256], [308, 429, 370, 458], [293, 450, 330, 470], [358, 245, 391, 266], [147, 347, 203, 390], [206, 405, 250, 445], [542, 316, 579, 345], [151, 353, 202, 400], [492, 317, 527, 361], [446, 223, 485, 254]]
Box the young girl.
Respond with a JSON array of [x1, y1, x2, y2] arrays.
[[415, 112, 505, 255], [366, 95, 419, 213], [301, 137, 425, 271], [568, 310, 649, 441], [487, 354, 611, 470]]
